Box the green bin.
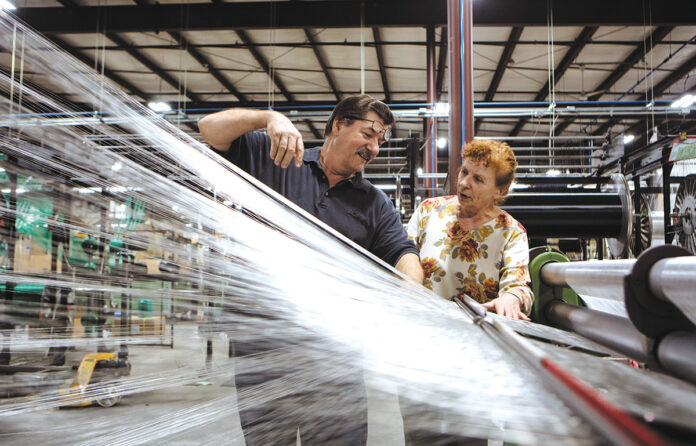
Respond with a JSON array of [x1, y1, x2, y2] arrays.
[[138, 299, 153, 318]]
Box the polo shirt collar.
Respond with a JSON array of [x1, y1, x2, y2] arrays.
[[304, 147, 371, 193]]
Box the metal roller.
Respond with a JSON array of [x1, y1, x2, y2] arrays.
[[540, 259, 633, 303], [539, 246, 696, 328], [648, 256, 696, 326], [534, 246, 696, 385], [544, 301, 649, 362]]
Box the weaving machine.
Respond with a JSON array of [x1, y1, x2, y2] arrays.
[[0, 11, 695, 445]]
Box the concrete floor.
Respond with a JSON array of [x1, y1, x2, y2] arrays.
[[0, 323, 405, 445]]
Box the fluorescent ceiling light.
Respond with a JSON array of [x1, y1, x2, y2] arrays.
[[623, 134, 635, 144], [436, 137, 447, 149], [148, 102, 172, 112], [0, 0, 16, 10], [670, 94, 696, 109]]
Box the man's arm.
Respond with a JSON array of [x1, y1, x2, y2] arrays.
[[198, 108, 305, 168], [395, 252, 424, 285]]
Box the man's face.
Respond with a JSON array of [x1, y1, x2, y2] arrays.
[[324, 111, 387, 177]]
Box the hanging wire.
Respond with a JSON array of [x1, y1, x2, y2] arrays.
[[360, 0, 365, 95]]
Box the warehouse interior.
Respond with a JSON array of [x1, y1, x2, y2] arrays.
[[1, 0, 696, 444]]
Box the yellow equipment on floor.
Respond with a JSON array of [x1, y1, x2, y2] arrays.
[[60, 353, 128, 408]]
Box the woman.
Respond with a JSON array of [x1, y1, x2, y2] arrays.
[[399, 140, 534, 445], [408, 139, 533, 320]]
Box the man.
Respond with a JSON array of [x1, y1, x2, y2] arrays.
[[199, 95, 423, 445]]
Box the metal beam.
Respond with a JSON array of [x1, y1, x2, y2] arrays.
[[476, 26, 522, 132], [236, 30, 294, 103], [372, 27, 391, 104], [0, 66, 87, 113], [304, 119, 323, 139], [485, 26, 523, 102], [167, 31, 246, 104], [554, 26, 673, 136], [48, 35, 149, 101], [17, 1, 696, 33], [593, 50, 696, 137], [55, 0, 78, 7], [105, 33, 200, 103], [304, 29, 341, 102], [510, 26, 597, 137], [590, 26, 675, 102]]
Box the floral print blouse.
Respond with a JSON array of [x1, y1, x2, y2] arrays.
[[407, 196, 534, 314]]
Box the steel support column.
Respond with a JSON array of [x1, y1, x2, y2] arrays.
[[425, 26, 438, 197], [447, 0, 473, 192]]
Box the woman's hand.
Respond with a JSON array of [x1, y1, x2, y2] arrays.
[[482, 293, 530, 321]]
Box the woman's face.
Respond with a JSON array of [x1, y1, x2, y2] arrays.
[[456, 158, 504, 219]]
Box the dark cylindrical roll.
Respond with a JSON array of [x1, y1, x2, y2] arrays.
[[657, 331, 696, 385], [502, 193, 624, 238], [545, 300, 648, 362]]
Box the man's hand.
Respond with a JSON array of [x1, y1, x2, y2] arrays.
[[482, 293, 530, 321], [266, 113, 304, 168]]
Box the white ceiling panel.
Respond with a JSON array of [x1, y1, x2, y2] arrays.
[[180, 30, 238, 45], [593, 26, 653, 42], [114, 72, 181, 94], [323, 45, 379, 70], [203, 48, 261, 70], [254, 47, 318, 71], [387, 67, 426, 92], [117, 32, 173, 47], [520, 26, 584, 42], [497, 67, 547, 92], [138, 48, 205, 72], [103, 49, 152, 72], [380, 28, 426, 42], [383, 44, 425, 68], [472, 27, 514, 42], [308, 28, 374, 44], [665, 26, 696, 40], [244, 29, 308, 44], [274, 70, 334, 92], [231, 72, 278, 93]]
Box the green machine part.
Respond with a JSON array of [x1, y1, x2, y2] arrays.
[[529, 246, 583, 324]]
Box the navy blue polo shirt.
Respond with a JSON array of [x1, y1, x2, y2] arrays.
[[221, 131, 418, 267]]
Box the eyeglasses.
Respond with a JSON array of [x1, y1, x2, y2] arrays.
[[345, 115, 392, 143]]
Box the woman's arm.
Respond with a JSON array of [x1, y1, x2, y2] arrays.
[[482, 228, 534, 320]]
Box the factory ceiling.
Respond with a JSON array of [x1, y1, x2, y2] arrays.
[[5, 0, 696, 148]]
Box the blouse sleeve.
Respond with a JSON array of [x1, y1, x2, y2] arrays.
[[498, 229, 534, 314], [406, 203, 422, 249]]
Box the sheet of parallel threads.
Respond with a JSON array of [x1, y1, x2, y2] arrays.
[[536, 341, 696, 430], [0, 12, 605, 445]]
